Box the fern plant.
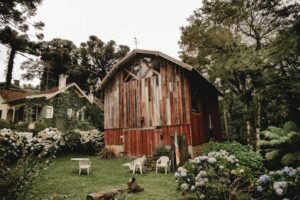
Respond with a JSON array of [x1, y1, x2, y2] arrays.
[[258, 121, 300, 168]]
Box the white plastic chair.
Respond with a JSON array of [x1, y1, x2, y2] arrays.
[[79, 159, 91, 175], [122, 155, 146, 174], [133, 156, 146, 174], [156, 156, 170, 174]]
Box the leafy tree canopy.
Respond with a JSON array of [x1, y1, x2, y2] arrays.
[[179, 0, 300, 144]]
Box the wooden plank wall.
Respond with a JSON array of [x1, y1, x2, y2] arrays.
[[104, 58, 192, 130], [123, 75, 161, 128], [103, 56, 205, 156], [123, 129, 160, 156], [203, 94, 221, 140], [160, 60, 191, 126], [104, 129, 123, 145], [104, 72, 122, 129], [191, 113, 208, 145], [162, 125, 191, 145]]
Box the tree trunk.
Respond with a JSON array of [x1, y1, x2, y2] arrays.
[[246, 121, 251, 145], [5, 47, 17, 90], [223, 102, 229, 137]]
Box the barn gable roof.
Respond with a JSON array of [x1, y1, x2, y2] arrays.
[[97, 49, 222, 96]]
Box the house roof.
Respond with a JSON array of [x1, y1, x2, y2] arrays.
[[0, 89, 31, 102], [2, 83, 93, 104], [96, 49, 222, 96]]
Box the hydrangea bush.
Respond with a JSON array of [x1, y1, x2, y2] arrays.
[[28, 127, 63, 157], [203, 141, 265, 175], [175, 150, 255, 200], [0, 128, 104, 164], [176, 147, 300, 200], [0, 129, 28, 163], [256, 166, 300, 199], [65, 129, 104, 154]]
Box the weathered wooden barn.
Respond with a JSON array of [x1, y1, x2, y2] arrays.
[[97, 49, 223, 157]]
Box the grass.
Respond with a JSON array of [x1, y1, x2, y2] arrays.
[[27, 154, 182, 200]]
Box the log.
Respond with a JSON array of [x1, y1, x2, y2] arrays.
[[86, 188, 124, 200], [87, 177, 144, 200], [127, 177, 144, 193]]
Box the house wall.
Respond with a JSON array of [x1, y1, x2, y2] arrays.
[[0, 95, 9, 120]]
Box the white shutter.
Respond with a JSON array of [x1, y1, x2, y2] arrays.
[[45, 106, 53, 119]]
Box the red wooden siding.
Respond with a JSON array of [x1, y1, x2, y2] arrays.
[[123, 129, 160, 156], [104, 129, 123, 145], [102, 54, 222, 156], [161, 125, 191, 145], [191, 113, 208, 145], [203, 94, 222, 140]]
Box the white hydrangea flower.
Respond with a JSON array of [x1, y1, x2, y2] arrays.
[[181, 183, 189, 191], [208, 157, 217, 164], [275, 188, 284, 196]]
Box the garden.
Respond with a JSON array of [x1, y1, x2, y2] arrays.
[[1, 121, 300, 200]]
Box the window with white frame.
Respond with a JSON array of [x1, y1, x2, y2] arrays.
[[45, 106, 53, 119], [67, 108, 73, 118]]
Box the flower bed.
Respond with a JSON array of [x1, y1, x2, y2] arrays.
[[175, 148, 300, 200], [175, 150, 254, 200], [256, 166, 300, 199], [0, 128, 104, 164]]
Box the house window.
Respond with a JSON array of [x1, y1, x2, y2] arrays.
[[45, 106, 54, 119], [67, 108, 73, 118], [76, 109, 84, 121]]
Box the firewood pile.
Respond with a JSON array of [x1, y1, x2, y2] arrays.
[[143, 156, 159, 171]]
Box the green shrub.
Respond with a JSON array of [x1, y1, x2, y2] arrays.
[[64, 129, 104, 155], [0, 119, 10, 129], [85, 103, 104, 131], [175, 150, 255, 200], [33, 121, 47, 133], [0, 156, 52, 199], [203, 141, 265, 174], [12, 123, 29, 132], [0, 129, 28, 163], [97, 147, 116, 159], [74, 120, 95, 131], [256, 167, 300, 199], [154, 145, 170, 157], [258, 121, 300, 168], [283, 121, 298, 132]]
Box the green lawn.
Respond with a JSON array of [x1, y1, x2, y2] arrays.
[[27, 155, 182, 200]]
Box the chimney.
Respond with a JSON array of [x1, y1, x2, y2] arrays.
[[14, 80, 20, 87], [88, 86, 94, 103], [58, 74, 68, 90]]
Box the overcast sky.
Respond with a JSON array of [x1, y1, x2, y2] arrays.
[[0, 0, 201, 85]]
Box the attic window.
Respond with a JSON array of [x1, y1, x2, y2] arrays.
[[123, 57, 160, 82]]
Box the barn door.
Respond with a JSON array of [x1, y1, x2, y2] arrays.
[[191, 112, 208, 145]]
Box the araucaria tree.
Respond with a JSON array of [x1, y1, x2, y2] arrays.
[[22, 36, 130, 92], [179, 0, 300, 145], [0, 0, 44, 89]]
